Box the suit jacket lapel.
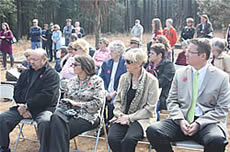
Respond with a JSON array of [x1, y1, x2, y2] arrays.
[[198, 65, 214, 97]]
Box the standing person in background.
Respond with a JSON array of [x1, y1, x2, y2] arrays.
[[147, 18, 163, 55], [72, 21, 85, 38], [130, 19, 144, 42], [40, 24, 48, 50], [51, 24, 62, 62], [0, 22, 14, 70], [211, 38, 230, 82], [45, 23, 54, 62], [30, 19, 42, 49], [163, 18, 177, 62], [63, 19, 74, 46], [226, 24, 230, 50], [180, 18, 195, 41], [196, 14, 213, 38]]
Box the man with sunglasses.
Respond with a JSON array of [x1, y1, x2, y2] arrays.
[[146, 38, 230, 152]]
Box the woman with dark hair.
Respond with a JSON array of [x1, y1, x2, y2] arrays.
[[196, 14, 213, 38], [147, 18, 163, 54], [0, 22, 14, 70], [47, 55, 105, 152], [155, 35, 172, 61]]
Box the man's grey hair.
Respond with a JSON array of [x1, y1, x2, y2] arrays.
[[33, 48, 48, 59]]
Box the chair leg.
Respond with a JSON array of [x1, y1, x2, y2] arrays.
[[73, 138, 78, 150], [13, 123, 24, 152], [103, 123, 109, 148], [94, 127, 101, 152], [148, 144, 151, 152], [107, 144, 110, 152]]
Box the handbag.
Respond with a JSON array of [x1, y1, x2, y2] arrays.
[[57, 99, 81, 118]]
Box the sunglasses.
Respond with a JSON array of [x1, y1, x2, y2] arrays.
[[125, 59, 134, 64], [72, 63, 81, 67]]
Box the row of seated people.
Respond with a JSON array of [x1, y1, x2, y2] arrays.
[[0, 37, 229, 152]]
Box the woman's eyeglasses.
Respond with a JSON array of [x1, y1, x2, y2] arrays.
[[125, 59, 134, 64]]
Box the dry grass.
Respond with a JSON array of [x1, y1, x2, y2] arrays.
[[0, 33, 229, 152]]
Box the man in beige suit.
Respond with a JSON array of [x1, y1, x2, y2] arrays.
[[146, 38, 230, 152]]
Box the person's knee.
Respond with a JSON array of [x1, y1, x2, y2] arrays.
[[146, 125, 159, 139], [121, 134, 136, 145], [108, 132, 117, 144], [205, 135, 227, 149]]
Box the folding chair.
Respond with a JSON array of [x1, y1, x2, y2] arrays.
[[72, 95, 108, 152], [13, 89, 62, 152]]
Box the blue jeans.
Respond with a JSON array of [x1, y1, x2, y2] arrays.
[[156, 100, 160, 121], [31, 42, 41, 50], [55, 58, 61, 72]]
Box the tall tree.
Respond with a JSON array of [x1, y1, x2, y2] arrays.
[[80, 0, 115, 48]]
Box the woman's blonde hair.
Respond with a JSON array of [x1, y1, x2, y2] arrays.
[[124, 48, 147, 65], [72, 39, 89, 55]]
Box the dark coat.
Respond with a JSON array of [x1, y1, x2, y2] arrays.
[[196, 23, 213, 38], [180, 26, 195, 40], [99, 57, 127, 91], [13, 62, 60, 117], [154, 59, 175, 110]]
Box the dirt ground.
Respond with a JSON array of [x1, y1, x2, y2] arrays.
[[0, 33, 230, 152]]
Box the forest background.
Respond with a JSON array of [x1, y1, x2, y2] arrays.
[[1, 0, 230, 47]]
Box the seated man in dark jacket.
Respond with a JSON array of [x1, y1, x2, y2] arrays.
[[0, 48, 60, 152], [146, 43, 175, 119]]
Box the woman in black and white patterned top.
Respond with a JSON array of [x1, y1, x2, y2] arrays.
[[48, 55, 105, 152]]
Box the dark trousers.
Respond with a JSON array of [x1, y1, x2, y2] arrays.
[[48, 111, 99, 152], [146, 119, 228, 152], [108, 121, 144, 152], [2, 52, 14, 68], [0, 108, 52, 152]]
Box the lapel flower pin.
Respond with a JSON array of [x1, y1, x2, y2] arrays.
[[107, 70, 111, 74], [157, 69, 160, 72], [40, 74, 43, 78], [183, 77, 187, 82], [88, 82, 92, 86]]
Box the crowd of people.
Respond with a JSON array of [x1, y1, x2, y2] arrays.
[[0, 14, 230, 152]]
